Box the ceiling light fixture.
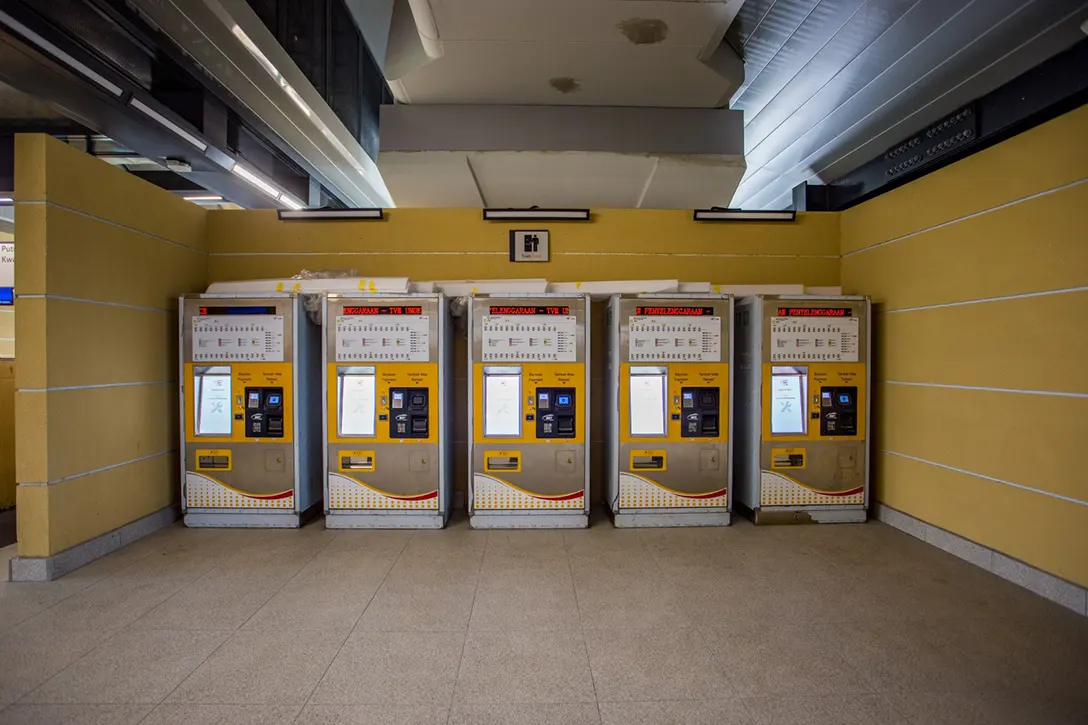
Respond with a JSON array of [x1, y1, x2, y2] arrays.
[[129, 98, 208, 152], [0, 10, 123, 96], [277, 208, 384, 221], [231, 163, 281, 200], [278, 195, 306, 211], [483, 209, 591, 221], [0, 197, 13, 204], [693, 209, 796, 222], [182, 195, 223, 202]]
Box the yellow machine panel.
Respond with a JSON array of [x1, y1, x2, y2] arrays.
[[472, 363, 587, 445], [184, 362, 295, 445]]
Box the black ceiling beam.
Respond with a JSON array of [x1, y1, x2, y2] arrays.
[[814, 38, 1088, 211]]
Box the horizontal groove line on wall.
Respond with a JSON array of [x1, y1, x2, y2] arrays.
[[563, 252, 839, 259], [20, 200, 207, 255], [877, 286, 1088, 314], [17, 294, 174, 313], [881, 450, 1088, 507], [843, 176, 1088, 258], [18, 450, 175, 487], [19, 380, 176, 393], [210, 251, 506, 257], [880, 380, 1088, 399]]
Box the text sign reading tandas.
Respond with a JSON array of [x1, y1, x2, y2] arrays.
[[489, 305, 570, 315], [635, 306, 714, 316], [776, 307, 853, 317]]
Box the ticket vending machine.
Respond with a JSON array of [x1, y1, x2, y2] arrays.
[[180, 293, 321, 526], [323, 294, 452, 528], [734, 295, 870, 523], [606, 294, 733, 527], [468, 294, 591, 528]]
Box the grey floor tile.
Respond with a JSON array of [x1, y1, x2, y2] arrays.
[[132, 571, 289, 631], [139, 703, 302, 725], [0, 704, 152, 725], [742, 694, 908, 725], [166, 628, 347, 704], [471, 563, 579, 632], [293, 705, 449, 725], [704, 624, 868, 698], [449, 702, 602, 725], [0, 582, 93, 636], [26, 575, 193, 634], [598, 700, 753, 725], [485, 530, 568, 558], [573, 571, 691, 629], [310, 631, 464, 705], [323, 530, 414, 555], [21, 628, 229, 704], [584, 627, 732, 702], [0, 622, 113, 705], [887, 688, 1088, 725], [454, 630, 595, 704], [357, 578, 478, 632]]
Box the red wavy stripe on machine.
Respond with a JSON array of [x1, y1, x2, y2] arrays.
[[675, 488, 728, 500], [817, 486, 864, 497], [529, 490, 585, 501], [386, 490, 439, 502], [241, 490, 294, 500]]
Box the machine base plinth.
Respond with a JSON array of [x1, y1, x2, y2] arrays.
[[470, 512, 588, 529], [324, 511, 447, 529], [613, 510, 731, 528], [752, 506, 867, 525], [184, 510, 304, 528]]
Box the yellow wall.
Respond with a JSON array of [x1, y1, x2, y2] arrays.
[[841, 104, 1088, 588], [0, 362, 14, 509], [207, 208, 840, 506], [14, 134, 208, 556]]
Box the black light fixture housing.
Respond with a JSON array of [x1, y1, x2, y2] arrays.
[[483, 208, 591, 221], [693, 208, 797, 222], [277, 208, 385, 221]]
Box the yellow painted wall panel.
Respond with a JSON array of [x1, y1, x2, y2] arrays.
[[876, 383, 1086, 503], [16, 134, 207, 251], [36, 299, 175, 388], [207, 208, 840, 258], [14, 203, 44, 295], [16, 383, 177, 484], [16, 484, 49, 556], [13, 298, 45, 390], [876, 291, 1088, 394], [0, 362, 15, 509], [37, 205, 207, 310], [842, 104, 1088, 254], [842, 182, 1088, 310], [876, 452, 1088, 588], [30, 452, 178, 556]]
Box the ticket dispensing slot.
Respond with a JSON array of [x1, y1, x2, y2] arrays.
[[484, 367, 522, 438], [536, 389, 576, 439], [194, 366, 232, 437], [485, 451, 522, 471], [339, 452, 375, 471], [631, 452, 666, 470], [820, 387, 858, 436], [196, 450, 232, 470], [338, 366, 377, 437], [681, 387, 720, 437]]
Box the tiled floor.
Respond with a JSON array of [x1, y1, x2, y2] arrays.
[[1, 512, 1086, 725]]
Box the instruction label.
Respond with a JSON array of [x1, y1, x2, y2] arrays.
[[192, 315, 284, 362], [481, 315, 577, 362], [770, 317, 859, 362], [335, 315, 431, 362], [628, 316, 722, 362]]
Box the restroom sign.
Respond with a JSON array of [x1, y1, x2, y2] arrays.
[[509, 230, 549, 262]]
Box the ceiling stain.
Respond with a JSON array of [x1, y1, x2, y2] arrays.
[[617, 18, 668, 45], [549, 77, 582, 94]]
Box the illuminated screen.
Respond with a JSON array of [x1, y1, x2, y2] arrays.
[[198, 306, 276, 315], [484, 374, 522, 437], [770, 366, 808, 435], [339, 374, 376, 436], [776, 307, 852, 317], [634, 306, 713, 316], [629, 372, 667, 437], [341, 306, 423, 315], [195, 371, 232, 436], [488, 305, 569, 315]]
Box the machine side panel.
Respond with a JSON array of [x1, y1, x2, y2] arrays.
[[296, 295, 323, 514]]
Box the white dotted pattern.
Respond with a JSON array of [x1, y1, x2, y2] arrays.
[[327, 473, 438, 510], [473, 474, 584, 510], [618, 473, 726, 509], [759, 470, 864, 507], [185, 472, 294, 509]]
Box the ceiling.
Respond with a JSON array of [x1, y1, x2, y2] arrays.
[[726, 0, 1088, 208], [387, 0, 746, 107]]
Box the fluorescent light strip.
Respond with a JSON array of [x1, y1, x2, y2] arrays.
[[483, 209, 590, 221], [231, 163, 280, 200], [129, 98, 208, 152], [277, 209, 383, 220], [0, 197, 13, 204], [183, 195, 222, 202], [278, 195, 305, 210], [693, 209, 796, 222], [0, 10, 123, 96]]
